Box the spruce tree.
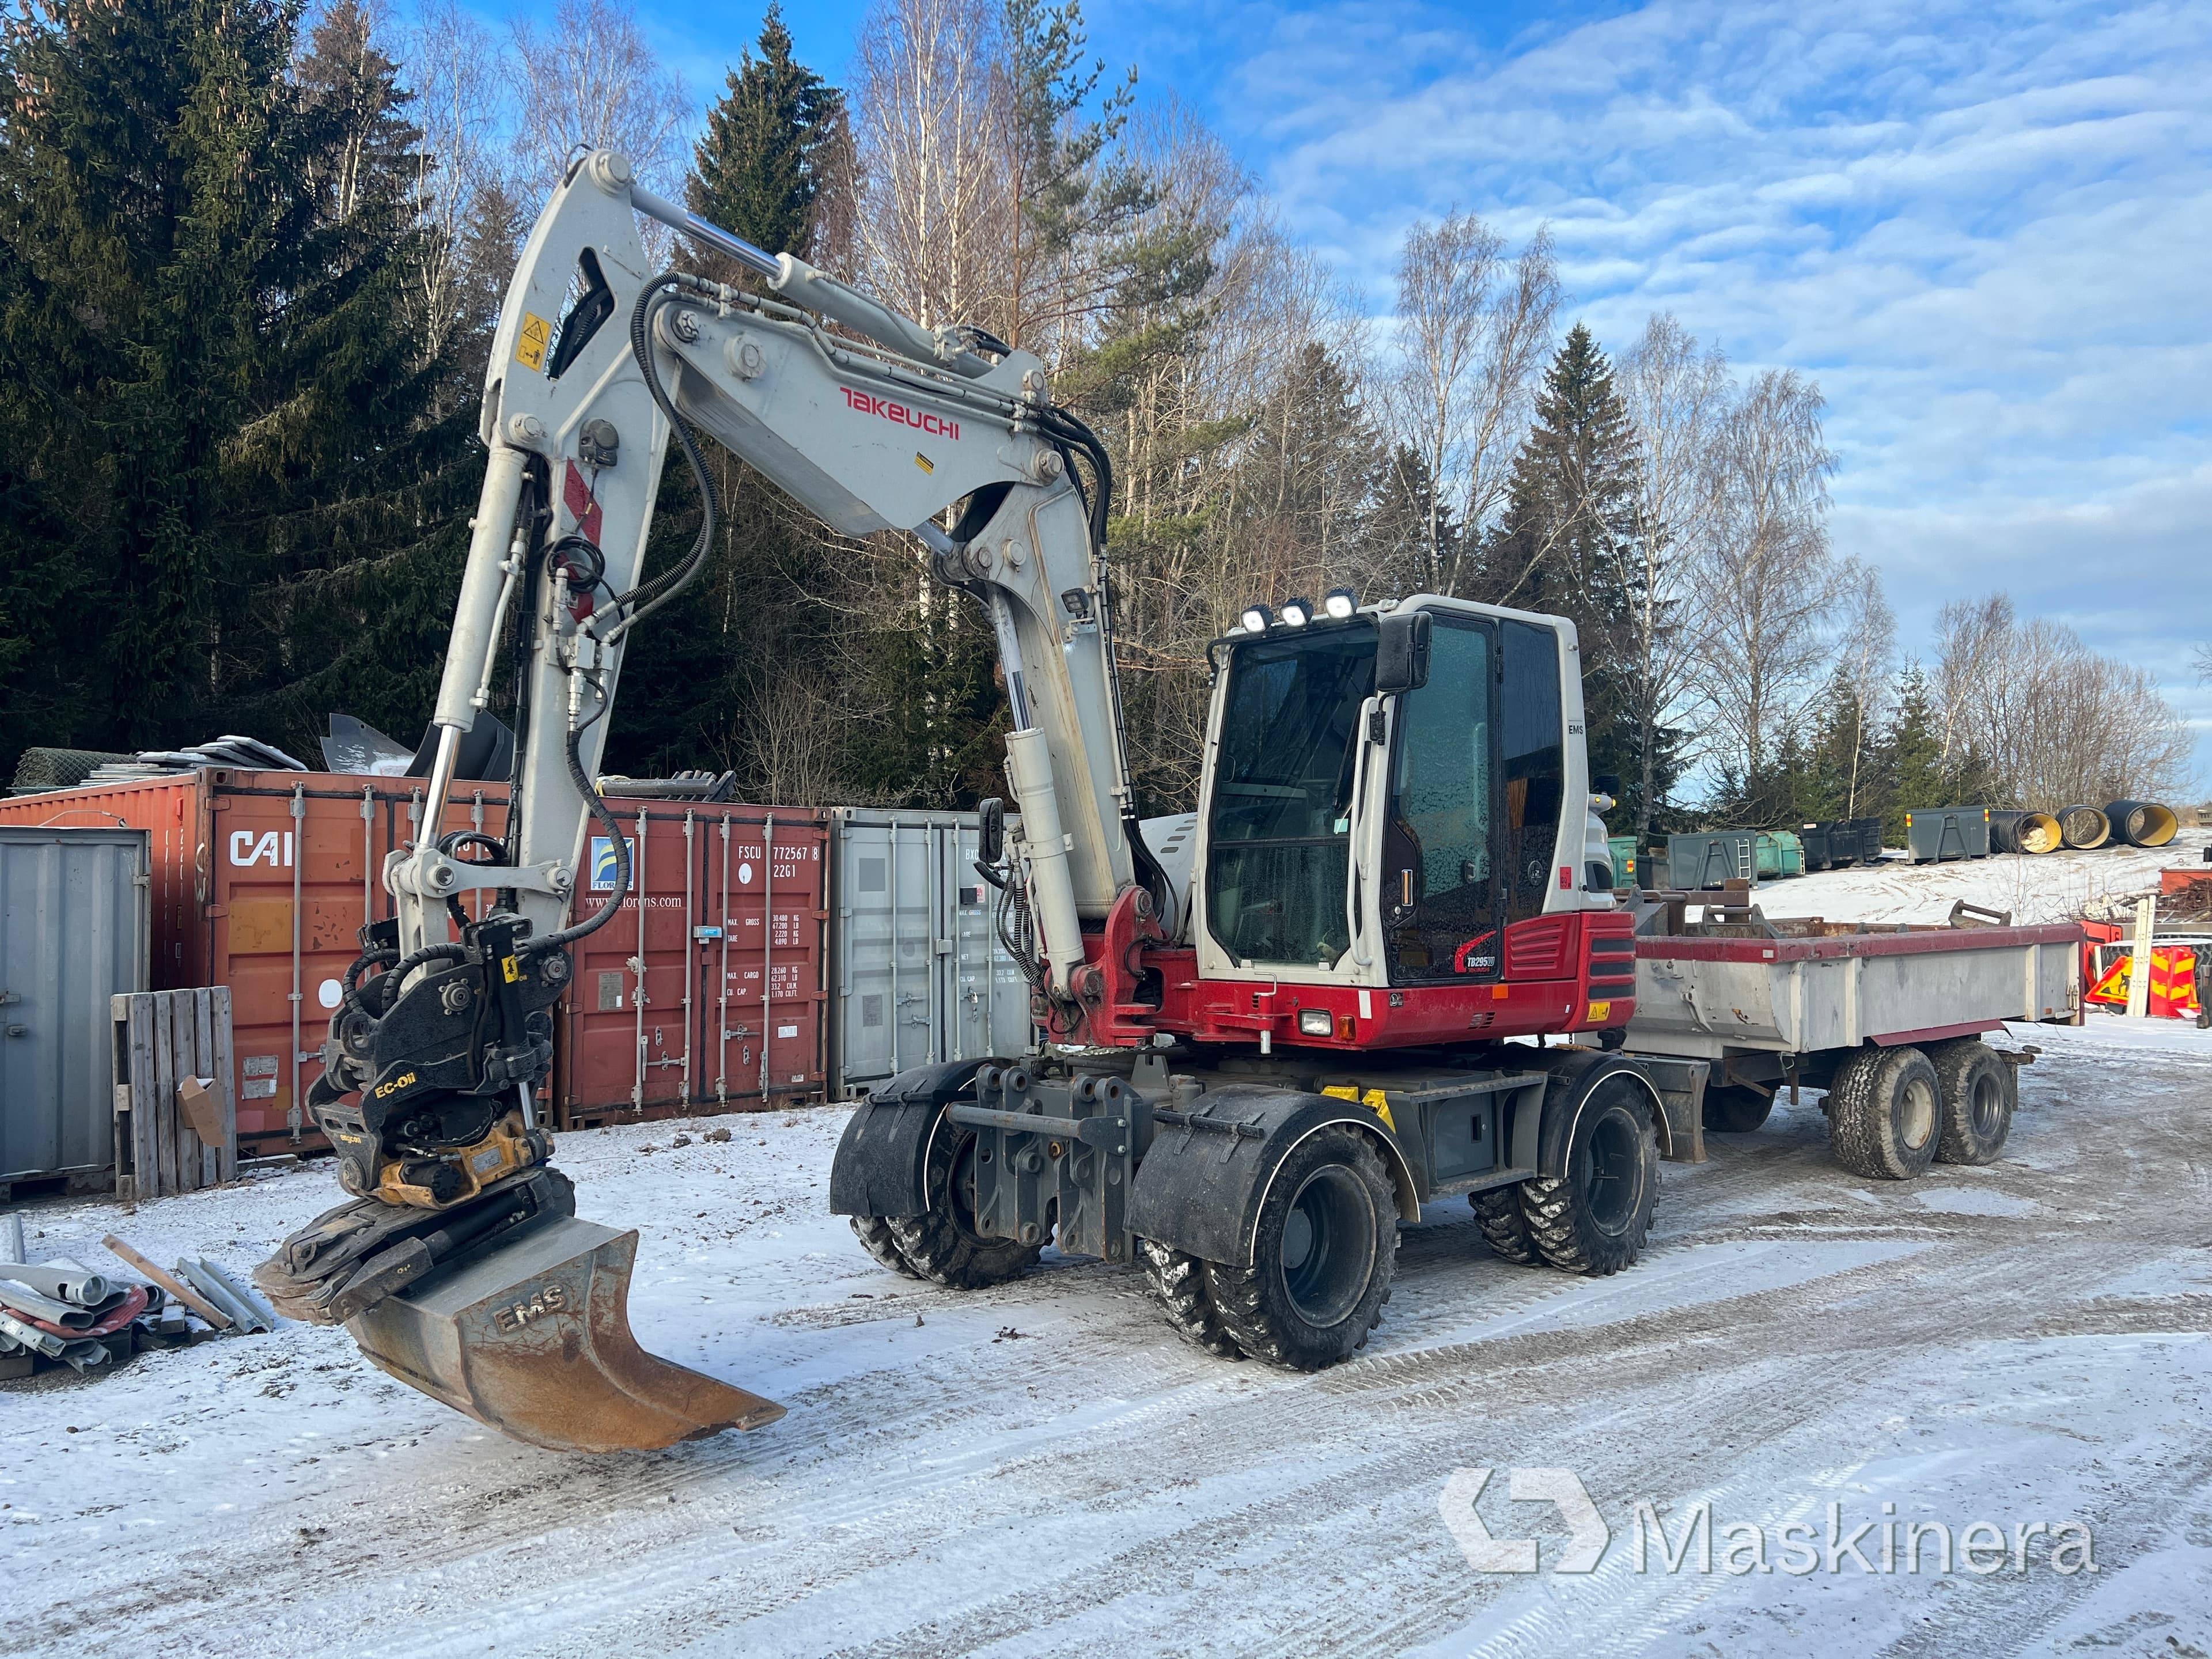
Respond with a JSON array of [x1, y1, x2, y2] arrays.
[[0, 0, 477, 774], [687, 6, 844, 264], [1882, 664, 1946, 844], [601, 12, 855, 788], [1486, 324, 1654, 827]]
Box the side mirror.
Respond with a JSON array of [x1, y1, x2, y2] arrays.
[[978, 797, 1005, 865], [1593, 774, 1622, 798], [1375, 611, 1432, 694]]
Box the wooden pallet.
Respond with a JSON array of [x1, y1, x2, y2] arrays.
[[111, 988, 237, 1200]]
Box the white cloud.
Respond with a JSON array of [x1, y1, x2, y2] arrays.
[[1196, 0, 2212, 788]]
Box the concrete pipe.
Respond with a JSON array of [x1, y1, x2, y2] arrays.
[[2104, 800, 2179, 849], [2056, 805, 2110, 850]]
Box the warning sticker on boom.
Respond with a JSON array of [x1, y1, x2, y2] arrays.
[[516, 311, 552, 372]]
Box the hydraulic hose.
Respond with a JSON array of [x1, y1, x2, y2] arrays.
[[1039, 404, 1173, 927], [599, 274, 720, 640]]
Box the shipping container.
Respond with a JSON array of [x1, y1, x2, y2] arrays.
[[1666, 831, 1758, 889], [554, 802, 829, 1126], [0, 826, 149, 1198], [1905, 807, 1991, 864], [0, 770, 523, 1152], [0, 772, 830, 1153], [828, 809, 1033, 1098]]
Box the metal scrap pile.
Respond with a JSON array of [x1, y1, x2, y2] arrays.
[[0, 1221, 276, 1381], [77, 735, 308, 786]]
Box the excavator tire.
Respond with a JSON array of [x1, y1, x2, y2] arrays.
[[1519, 1075, 1658, 1276], [1141, 1240, 1244, 1358], [1203, 1126, 1396, 1371], [850, 1215, 923, 1279], [885, 1123, 1042, 1290], [1469, 1187, 1541, 1265]]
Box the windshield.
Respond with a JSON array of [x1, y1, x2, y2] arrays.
[[1205, 625, 1374, 965]]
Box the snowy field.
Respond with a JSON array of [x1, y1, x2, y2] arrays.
[[3, 839, 2210, 1658]]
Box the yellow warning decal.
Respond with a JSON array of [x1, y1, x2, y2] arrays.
[[1586, 1001, 1612, 1023], [516, 311, 552, 372], [502, 955, 522, 984], [915, 451, 935, 474]]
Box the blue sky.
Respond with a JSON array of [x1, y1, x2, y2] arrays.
[[485, 0, 2212, 791]]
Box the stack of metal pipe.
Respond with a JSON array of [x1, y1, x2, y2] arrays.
[[0, 1258, 153, 1374], [0, 1214, 277, 1379]]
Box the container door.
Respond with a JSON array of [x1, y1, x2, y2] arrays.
[[560, 806, 692, 1116], [0, 833, 144, 1183]]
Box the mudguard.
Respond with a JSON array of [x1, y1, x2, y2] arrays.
[[1532, 1050, 1672, 1172], [1127, 1084, 1419, 1267], [828, 1059, 1005, 1218]]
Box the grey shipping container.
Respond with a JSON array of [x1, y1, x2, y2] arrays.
[[1, 826, 149, 1196], [1666, 831, 1758, 889], [1906, 807, 1991, 864], [829, 809, 1033, 1098]]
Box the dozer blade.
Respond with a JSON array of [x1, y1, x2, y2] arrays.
[[346, 1216, 785, 1453]]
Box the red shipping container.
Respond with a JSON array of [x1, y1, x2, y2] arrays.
[[0, 772, 827, 1156], [556, 803, 828, 1125]]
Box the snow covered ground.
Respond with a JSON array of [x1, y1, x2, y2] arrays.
[[5, 843, 2210, 1658], [1727, 826, 2211, 929]]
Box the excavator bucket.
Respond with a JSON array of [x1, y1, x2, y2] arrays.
[[346, 1217, 784, 1453]]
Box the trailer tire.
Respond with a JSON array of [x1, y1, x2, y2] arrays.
[[1141, 1240, 1244, 1358], [1519, 1076, 1658, 1276], [886, 1125, 1043, 1289], [1931, 1040, 2013, 1165], [1827, 1046, 1941, 1180], [1470, 1187, 1541, 1265], [1204, 1127, 1396, 1372], [849, 1214, 922, 1279], [1702, 1084, 1774, 1134]]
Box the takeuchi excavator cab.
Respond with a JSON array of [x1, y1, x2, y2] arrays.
[[1191, 596, 1609, 1000]]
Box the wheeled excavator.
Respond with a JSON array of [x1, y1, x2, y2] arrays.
[[257, 149, 1702, 1453]]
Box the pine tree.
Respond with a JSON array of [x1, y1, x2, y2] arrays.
[[687, 6, 844, 264]]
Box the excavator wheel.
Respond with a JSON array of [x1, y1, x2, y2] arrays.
[[1141, 1240, 1244, 1358], [1469, 1187, 1541, 1266], [1203, 1126, 1396, 1371], [885, 1123, 1041, 1290], [850, 1215, 923, 1279]]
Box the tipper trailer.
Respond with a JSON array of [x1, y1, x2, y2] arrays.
[[1620, 891, 2081, 1173]]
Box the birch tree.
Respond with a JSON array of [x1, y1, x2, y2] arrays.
[[1380, 214, 1558, 597], [1615, 313, 1728, 846], [1694, 369, 1840, 793]]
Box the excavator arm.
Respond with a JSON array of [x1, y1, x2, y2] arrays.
[[256, 150, 1156, 1451]]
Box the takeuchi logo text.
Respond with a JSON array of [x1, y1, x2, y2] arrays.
[[841, 386, 959, 441]]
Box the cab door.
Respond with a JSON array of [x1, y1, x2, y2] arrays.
[[1380, 613, 1502, 982]]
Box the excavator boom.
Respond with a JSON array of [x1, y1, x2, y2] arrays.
[[258, 149, 1152, 1452]]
